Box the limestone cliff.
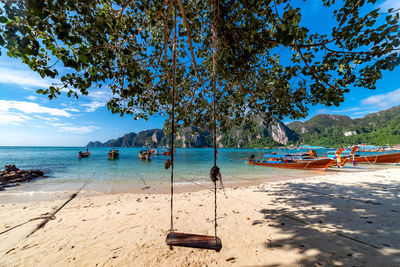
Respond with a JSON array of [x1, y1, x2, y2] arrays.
[[86, 118, 296, 148]]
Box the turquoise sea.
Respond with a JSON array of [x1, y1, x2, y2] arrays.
[[0, 146, 398, 202]]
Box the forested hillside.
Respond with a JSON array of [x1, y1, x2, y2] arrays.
[[287, 105, 400, 146], [87, 106, 400, 148]]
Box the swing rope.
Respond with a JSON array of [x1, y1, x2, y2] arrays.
[[212, 0, 219, 241], [167, 1, 221, 251], [169, 6, 177, 233]]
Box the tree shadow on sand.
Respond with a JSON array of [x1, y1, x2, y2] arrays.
[[252, 178, 400, 266]]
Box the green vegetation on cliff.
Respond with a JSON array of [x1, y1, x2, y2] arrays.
[[287, 105, 400, 146], [87, 106, 400, 148], [87, 117, 292, 148]]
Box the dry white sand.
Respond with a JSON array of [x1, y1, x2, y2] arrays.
[[1, 167, 400, 266]]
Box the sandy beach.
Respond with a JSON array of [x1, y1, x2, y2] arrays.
[[1, 167, 400, 266]]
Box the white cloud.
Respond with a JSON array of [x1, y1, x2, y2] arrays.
[[316, 107, 362, 114], [34, 115, 60, 121], [48, 122, 72, 127], [311, 89, 400, 119], [0, 100, 72, 117], [81, 101, 105, 112], [45, 121, 99, 134], [89, 89, 114, 102], [352, 111, 374, 116], [379, 0, 400, 11], [65, 108, 80, 112], [58, 125, 99, 134], [361, 88, 400, 108], [25, 96, 37, 101], [0, 67, 52, 89], [315, 105, 382, 119], [0, 111, 31, 125]]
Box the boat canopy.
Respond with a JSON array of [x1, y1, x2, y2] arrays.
[[299, 145, 328, 149], [263, 154, 288, 158]]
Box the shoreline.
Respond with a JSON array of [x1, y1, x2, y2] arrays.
[[0, 167, 332, 204], [1, 164, 397, 204]]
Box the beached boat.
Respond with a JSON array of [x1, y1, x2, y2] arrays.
[[333, 145, 400, 166], [284, 148, 345, 160], [248, 154, 335, 171], [345, 151, 400, 164], [78, 149, 90, 159], [299, 145, 329, 149], [108, 149, 119, 160], [138, 149, 151, 160], [356, 144, 385, 152]]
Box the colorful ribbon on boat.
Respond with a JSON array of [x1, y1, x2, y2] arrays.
[[334, 153, 342, 168], [352, 154, 357, 167]]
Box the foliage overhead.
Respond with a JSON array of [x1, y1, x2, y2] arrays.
[[0, 0, 399, 130]]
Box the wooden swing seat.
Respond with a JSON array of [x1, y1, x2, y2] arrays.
[[166, 232, 222, 252]]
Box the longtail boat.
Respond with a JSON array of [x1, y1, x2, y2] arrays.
[[343, 146, 400, 165], [248, 154, 335, 171], [285, 148, 347, 168], [138, 149, 151, 160], [299, 145, 329, 149], [150, 147, 159, 156], [162, 145, 175, 156], [350, 152, 400, 164], [108, 149, 119, 160], [78, 149, 90, 159]]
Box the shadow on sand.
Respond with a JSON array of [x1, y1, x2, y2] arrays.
[[252, 177, 400, 266]]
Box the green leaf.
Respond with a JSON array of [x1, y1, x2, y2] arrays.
[[78, 54, 87, 64], [0, 16, 8, 23]]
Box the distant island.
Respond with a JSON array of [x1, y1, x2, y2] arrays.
[[87, 105, 400, 148]]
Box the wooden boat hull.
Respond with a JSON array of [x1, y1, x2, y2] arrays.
[[78, 152, 90, 159], [347, 152, 400, 164], [162, 146, 175, 156], [138, 154, 151, 160], [162, 151, 172, 156], [248, 158, 335, 171], [108, 151, 119, 159]]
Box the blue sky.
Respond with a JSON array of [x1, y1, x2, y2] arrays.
[[0, 0, 399, 146]]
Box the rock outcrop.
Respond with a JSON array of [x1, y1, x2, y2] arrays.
[[344, 131, 357, 137], [0, 165, 45, 188], [270, 121, 289, 145], [86, 141, 104, 147]]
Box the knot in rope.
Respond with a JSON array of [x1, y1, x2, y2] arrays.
[[210, 165, 221, 183], [165, 159, 172, 169]]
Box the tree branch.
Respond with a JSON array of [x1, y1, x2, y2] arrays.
[[115, 0, 134, 19], [297, 48, 340, 92], [177, 0, 203, 86]]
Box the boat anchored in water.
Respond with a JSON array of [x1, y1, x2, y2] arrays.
[[78, 148, 90, 159], [138, 148, 151, 160], [108, 148, 119, 159], [162, 145, 175, 156]]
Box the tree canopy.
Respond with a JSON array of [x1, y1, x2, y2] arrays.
[[1, 0, 399, 129]]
